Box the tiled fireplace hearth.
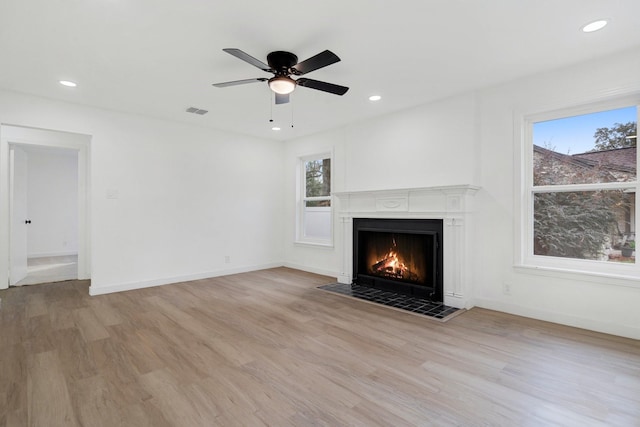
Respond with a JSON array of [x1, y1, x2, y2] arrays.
[[334, 185, 479, 309]]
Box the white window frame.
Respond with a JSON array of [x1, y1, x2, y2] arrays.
[[296, 151, 333, 247], [516, 96, 640, 281]]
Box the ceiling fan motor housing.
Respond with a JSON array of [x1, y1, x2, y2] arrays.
[[267, 51, 299, 75]]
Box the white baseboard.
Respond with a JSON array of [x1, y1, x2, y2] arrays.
[[89, 262, 283, 296], [473, 297, 640, 340], [28, 251, 78, 258], [282, 262, 337, 279]]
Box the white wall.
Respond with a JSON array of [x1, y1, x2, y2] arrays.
[[283, 92, 480, 277], [474, 47, 640, 339], [0, 89, 285, 294], [25, 146, 78, 257], [284, 47, 640, 339]]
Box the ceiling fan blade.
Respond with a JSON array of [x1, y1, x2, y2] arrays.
[[222, 48, 271, 71], [296, 78, 349, 95], [292, 50, 340, 75], [212, 78, 267, 88], [275, 93, 290, 104]]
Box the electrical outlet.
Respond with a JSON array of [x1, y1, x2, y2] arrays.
[[224, 255, 231, 264], [503, 282, 512, 295]]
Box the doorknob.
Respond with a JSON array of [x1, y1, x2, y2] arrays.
[[25, 220, 31, 224]]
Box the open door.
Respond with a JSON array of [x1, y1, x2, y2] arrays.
[[9, 146, 28, 285]]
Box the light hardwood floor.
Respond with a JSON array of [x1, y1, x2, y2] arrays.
[[1, 267, 639, 426]]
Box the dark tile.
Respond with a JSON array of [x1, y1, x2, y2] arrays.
[[319, 283, 459, 322]]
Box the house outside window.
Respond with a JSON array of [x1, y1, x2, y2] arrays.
[[297, 153, 332, 245], [522, 101, 638, 275]]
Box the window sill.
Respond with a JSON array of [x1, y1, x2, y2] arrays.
[[294, 240, 334, 249], [514, 264, 640, 289]]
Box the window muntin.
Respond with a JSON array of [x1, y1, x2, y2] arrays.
[[528, 104, 638, 266]]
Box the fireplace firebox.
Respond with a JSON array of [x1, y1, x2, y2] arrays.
[[352, 218, 443, 301]]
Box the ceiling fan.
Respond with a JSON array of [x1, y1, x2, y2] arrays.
[[212, 48, 349, 104]]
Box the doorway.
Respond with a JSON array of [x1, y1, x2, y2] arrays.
[[11, 145, 79, 286], [0, 125, 91, 289]]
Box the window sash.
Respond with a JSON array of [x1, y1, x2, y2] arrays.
[[520, 99, 640, 275], [297, 153, 333, 245], [532, 189, 635, 261]]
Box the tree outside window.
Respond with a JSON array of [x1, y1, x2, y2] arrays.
[[305, 158, 331, 206]]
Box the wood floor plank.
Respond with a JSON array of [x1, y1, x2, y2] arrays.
[[86, 336, 154, 403], [67, 374, 125, 427], [25, 293, 47, 318], [0, 344, 27, 413], [139, 368, 218, 427], [48, 301, 77, 331], [86, 298, 124, 327], [73, 307, 110, 342], [27, 350, 79, 427], [54, 328, 98, 381], [22, 313, 56, 354], [1, 267, 639, 426], [118, 401, 174, 427]]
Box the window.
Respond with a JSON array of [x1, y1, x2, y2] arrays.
[[522, 101, 638, 274], [297, 153, 332, 245]]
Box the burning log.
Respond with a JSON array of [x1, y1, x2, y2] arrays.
[[372, 255, 396, 272], [366, 236, 424, 283], [371, 251, 409, 278]]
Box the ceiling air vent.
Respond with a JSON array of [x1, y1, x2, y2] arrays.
[[186, 107, 208, 115]]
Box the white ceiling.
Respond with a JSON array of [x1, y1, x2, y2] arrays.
[[1, 0, 639, 141]]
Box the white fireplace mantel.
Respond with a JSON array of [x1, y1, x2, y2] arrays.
[[333, 185, 480, 309]]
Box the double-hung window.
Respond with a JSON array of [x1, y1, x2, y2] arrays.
[[522, 100, 638, 276], [297, 153, 332, 245]]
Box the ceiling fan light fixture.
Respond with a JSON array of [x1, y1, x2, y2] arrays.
[[269, 76, 296, 94]]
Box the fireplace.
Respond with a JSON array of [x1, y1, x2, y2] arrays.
[[353, 218, 443, 301], [335, 185, 479, 309]]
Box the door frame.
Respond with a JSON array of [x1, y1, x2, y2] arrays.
[[9, 146, 28, 285], [0, 125, 91, 289]]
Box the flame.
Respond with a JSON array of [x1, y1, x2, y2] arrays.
[[373, 250, 408, 277], [365, 233, 426, 284]]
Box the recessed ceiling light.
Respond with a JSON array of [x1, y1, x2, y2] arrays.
[[581, 19, 608, 33], [272, 127, 281, 131], [369, 95, 382, 101], [59, 80, 77, 87]]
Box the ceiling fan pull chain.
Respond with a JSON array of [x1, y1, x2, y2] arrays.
[[291, 100, 294, 128], [269, 91, 274, 123]]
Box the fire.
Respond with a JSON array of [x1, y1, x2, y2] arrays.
[[364, 234, 425, 284], [372, 250, 409, 278]]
